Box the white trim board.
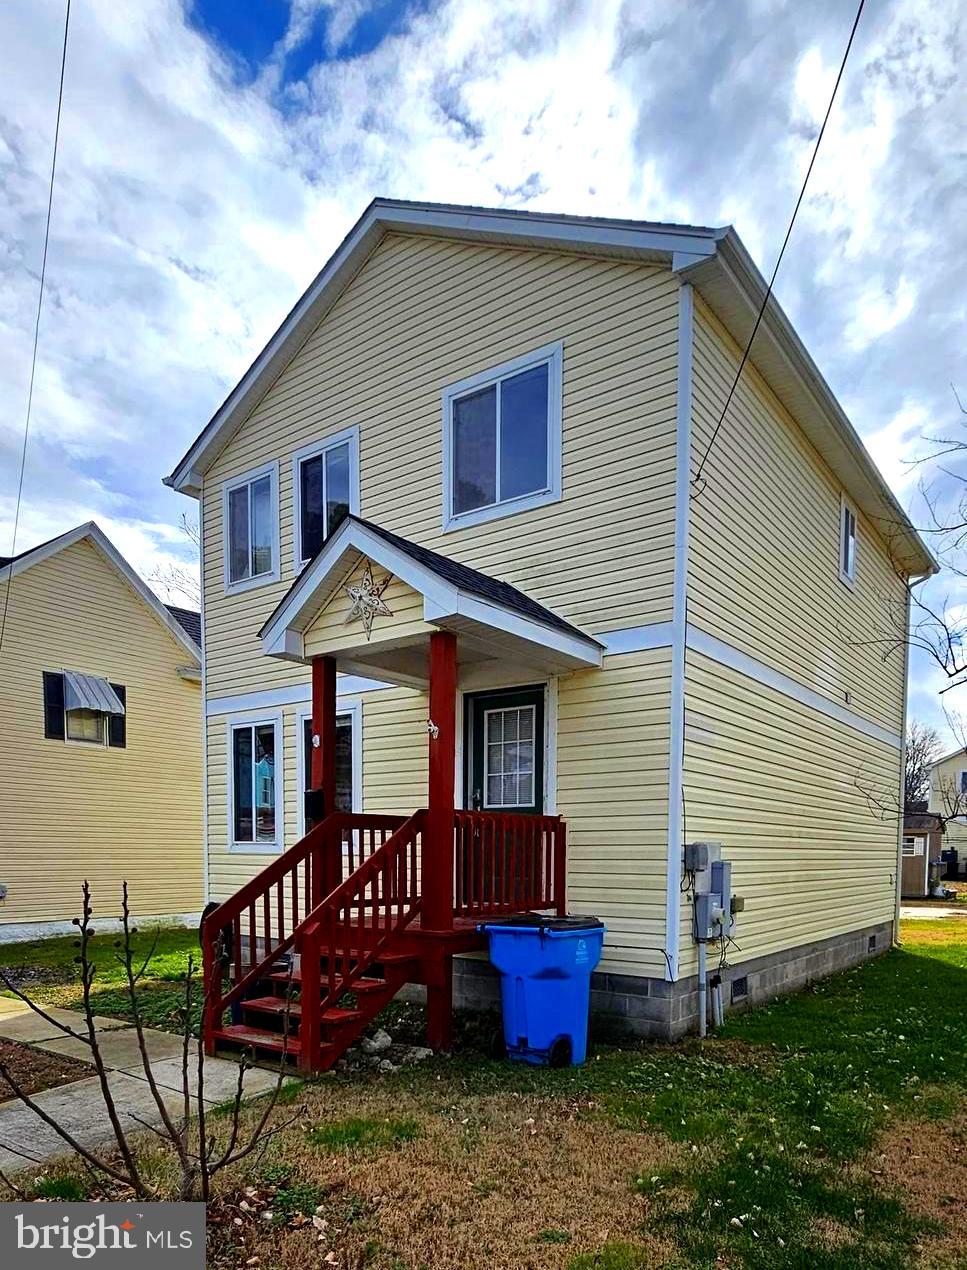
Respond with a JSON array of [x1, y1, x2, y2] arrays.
[[685, 626, 903, 750], [665, 281, 694, 983], [206, 675, 389, 717]]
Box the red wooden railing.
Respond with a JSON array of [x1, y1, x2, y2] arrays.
[[201, 812, 405, 1039], [452, 810, 566, 918], [297, 809, 426, 1069]]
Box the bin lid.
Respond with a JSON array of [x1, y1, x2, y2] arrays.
[[481, 912, 604, 933]]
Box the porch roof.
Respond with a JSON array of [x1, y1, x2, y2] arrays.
[[258, 515, 603, 680]]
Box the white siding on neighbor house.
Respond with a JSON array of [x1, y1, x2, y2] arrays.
[[201, 232, 681, 699], [688, 297, 908, 736], [678, 650, 900, 973], [929, 753, 967, 857]]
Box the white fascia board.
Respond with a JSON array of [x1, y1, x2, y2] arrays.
[[430, 592, 602, 670], [164, 200, 721, 494], [1, 521, 202, 664]]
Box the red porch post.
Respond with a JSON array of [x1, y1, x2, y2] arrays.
[[425, 630, 457, 1051], [310, 655, 339, 897]]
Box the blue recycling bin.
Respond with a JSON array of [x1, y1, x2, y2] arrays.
[[481, 915, 605, 1066]]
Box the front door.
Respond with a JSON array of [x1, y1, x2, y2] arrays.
[[465, 685, 544, 814]]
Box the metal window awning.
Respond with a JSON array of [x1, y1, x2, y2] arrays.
[[64, 670, 125, 715]]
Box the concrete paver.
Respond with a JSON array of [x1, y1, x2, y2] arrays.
[[0, 1005, 288, 1172]]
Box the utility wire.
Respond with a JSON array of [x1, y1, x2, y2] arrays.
[[0, 0, 72, 653], [691, 0, 866, 496]]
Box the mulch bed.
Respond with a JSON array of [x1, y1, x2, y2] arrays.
[[0, 1039, 93, 1100]]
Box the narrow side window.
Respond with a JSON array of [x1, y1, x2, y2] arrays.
[[840, 498, 857, 585]]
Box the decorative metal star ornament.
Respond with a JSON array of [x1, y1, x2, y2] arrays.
[[344, 561, 393, 639]]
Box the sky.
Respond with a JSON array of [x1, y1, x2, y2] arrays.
[[0, 0, 964, 738]]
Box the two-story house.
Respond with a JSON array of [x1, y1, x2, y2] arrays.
[[165, 200, 935, 1068]]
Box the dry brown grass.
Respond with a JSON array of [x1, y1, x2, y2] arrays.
[[872, 1108, 967, 1267], [208, 1083, 688, 1270]]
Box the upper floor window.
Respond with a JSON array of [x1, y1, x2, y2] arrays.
[[442, 342, 563, 532], [839, 496, 857, 586], [292, 427, 360, 569], [43, 670, 126, 748], [223, 462, 279, 592]]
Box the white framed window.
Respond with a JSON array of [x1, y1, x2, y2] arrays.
[[66, 709, 105, 744], [901, 835, 925, 858], [296, 701, 362, 836], [442, 341, 563, 532], [227, 712, 283, 851], [291, 426, 360, 571], [483, 704, 536, 808], [839, 495, 857, 587], [223, 462, 280, 593]]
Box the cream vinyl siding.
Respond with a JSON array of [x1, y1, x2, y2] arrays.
[[678, 651, 899, 973], [206, 686, 428, 902], [0, 540, 203, 924], [304, 561, 432, 658], [557, 649, 672, 978], [201, 233, 680, 696], [689, 297, 907, 735]]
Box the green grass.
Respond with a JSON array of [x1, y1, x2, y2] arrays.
[[33, 1174, 91, 1201], [0, 926, 200, 1033], [305, 1114, 421, 1151]]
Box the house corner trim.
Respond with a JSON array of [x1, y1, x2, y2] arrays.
[[666, 281, 693, 981]]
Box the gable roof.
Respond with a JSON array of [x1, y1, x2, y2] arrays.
[[258, 514, 603, 674], [164, 197, 936, 577], [0, 523, 202, 663], [165, 604, 202, 646]]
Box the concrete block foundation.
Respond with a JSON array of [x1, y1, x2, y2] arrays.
[[450, 920, 894, 1040]]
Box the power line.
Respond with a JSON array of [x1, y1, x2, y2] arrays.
[[691, 0, 866, 496], [0, 0, 72, 653]]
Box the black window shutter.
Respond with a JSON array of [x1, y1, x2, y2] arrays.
[[108, 684, 126, 748], [42, 671, 65, 740]]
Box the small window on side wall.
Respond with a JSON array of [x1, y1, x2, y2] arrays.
[[840, 496, 857, 586], [43, 671, 126, 748], [230, 718, 280, 848], [224, 463, 279, 592], [292, 427, 359, 569], [442, 342, 562, 531]]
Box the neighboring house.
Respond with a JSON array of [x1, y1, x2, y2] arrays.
[[928, 748, 967, 876], [0, 523, 204, 939], [165, 199, 936, 1064], [901, 808, 944, 899]]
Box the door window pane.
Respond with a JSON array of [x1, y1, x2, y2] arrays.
[[500, 363, 548, 499], [453, 385, 497, 514], [250, 476, 273, 577], [484, 706, 538, 808], [326, 442, 351, 538], [300, 454, 325, 563], [228, 485, 250, 583], [232, 726, 254, 841]]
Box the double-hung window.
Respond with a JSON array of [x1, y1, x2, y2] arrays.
[[229, 716, 282, 849], [43, 670, 126, 748], [442, 342, 562, 531], [840, 496, 857, 586], [224, 463, 279, 591], [292, 427, 359, 569]]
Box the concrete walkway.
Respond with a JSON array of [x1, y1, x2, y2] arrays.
[[0, 998, 283, 1173], [900, 903, 967, 919]]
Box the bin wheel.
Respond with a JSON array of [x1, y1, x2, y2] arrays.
[[549, 1037, 572, 1068], [488, 1028, 507, 1060]]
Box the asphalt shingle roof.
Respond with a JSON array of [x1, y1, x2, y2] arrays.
[[165, 605, 202, 647]]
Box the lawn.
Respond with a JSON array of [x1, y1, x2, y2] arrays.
[[3, 917, 967, 1268]]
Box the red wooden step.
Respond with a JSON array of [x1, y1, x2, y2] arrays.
[[240, 997, 363, 1027], [212, 1024, 304, 1056]]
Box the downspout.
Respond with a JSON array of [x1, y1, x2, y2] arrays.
[[199, 489, 210, 909]]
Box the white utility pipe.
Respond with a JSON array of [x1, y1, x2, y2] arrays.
[[697, 942, 707, 1037]]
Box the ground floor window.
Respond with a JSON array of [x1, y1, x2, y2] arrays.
[[231, 719, 279, 845], [901, 835, 925, 857]]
